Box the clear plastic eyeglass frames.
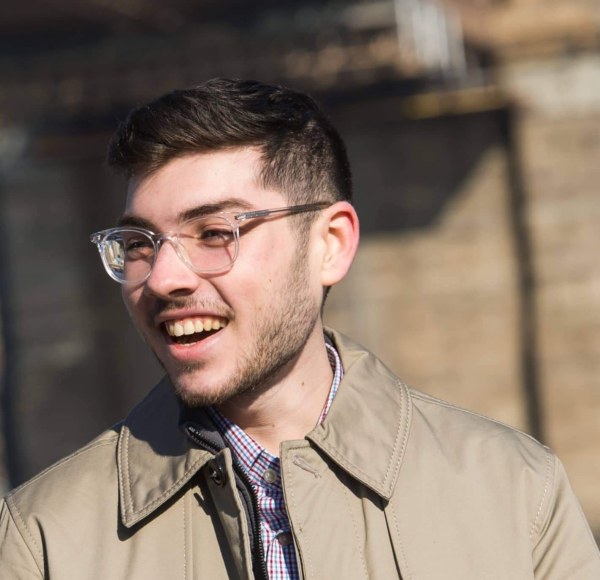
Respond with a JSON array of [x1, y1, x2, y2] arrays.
[[90, 202, 331, 285]]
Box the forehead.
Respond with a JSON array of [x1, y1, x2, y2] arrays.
[[124, 148, 284, 228]]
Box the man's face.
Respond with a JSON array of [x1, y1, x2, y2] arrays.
[[121, 148, 323, 407]]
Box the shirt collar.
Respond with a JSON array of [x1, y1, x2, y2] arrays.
[[206, 340, 344, 468]]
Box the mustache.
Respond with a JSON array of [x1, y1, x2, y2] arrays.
[[150, 297, 235, 321]]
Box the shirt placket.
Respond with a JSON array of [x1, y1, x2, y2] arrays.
[[250, 453, 297, 579], [206, 341, 343, 579]]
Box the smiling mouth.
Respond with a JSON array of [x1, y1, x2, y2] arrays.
[[163, 316, 229, 345]]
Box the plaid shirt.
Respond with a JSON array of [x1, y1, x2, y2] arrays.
[[207, 343, 343, 580]]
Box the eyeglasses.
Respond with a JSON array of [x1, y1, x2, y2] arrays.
[[90, 201, 331, 285]]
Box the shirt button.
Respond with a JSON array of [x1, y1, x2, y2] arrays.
[[262, 468, 278, 484], [277, 532, 293, 546]]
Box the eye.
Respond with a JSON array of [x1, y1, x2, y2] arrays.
[[184, 217, 235, 247], [126, 238, 152, 250], [121, 234, 154, 258], [199, 227, 233, 242]]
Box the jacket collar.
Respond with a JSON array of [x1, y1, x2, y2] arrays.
[[117, 377, 213, 528], [117, 330, 413, 527], [307, 329, 413, 501]]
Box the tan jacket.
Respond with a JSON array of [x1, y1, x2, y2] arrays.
[[1, 331, 599, 579]]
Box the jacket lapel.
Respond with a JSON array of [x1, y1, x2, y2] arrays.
[[307, 330, 412, 500], [117, 377, 212, 528]]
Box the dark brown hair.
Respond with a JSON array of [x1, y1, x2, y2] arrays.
[[107, 78, 352, 205]]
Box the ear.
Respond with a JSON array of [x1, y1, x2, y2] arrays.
[[316, 201, 360, 287]]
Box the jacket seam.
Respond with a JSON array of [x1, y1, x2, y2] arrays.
[[529, 448, 555, 542], [387, 500, 412, 580], [312, 444, 375, 488], [119, 427, 133, 517], [341, 485, 369, 579], [124, 464, 208, 521], [4, 498, 45, 577], [382, 380, 411, 489], [286, 445, 314, 580], [410, 390, 543, 446]]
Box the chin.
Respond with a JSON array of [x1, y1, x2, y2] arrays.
[[169, 369, 233, 409]]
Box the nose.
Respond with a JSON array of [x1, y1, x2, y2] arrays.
[[143, 240, 202, 298]]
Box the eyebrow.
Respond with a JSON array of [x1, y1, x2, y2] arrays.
[[179, 199, 253, 222], [117, 215, 156, 229], [117, 198, 255, 230]]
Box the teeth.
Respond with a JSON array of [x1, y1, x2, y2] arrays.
[[164, 317, 228, 337]]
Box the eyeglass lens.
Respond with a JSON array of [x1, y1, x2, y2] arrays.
[[100, 216, 238, 283]]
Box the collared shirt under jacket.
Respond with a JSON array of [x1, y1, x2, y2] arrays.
[[1, 330, 599, 579]]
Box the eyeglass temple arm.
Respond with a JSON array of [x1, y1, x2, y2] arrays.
[[235, 202, 331, 221]]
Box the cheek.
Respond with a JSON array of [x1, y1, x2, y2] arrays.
[[121, 287, 144, 320], [221, 263, 279, 323], [232, 238, 280, 289]]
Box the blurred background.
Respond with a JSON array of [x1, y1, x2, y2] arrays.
[[0, 0, 598, 542]]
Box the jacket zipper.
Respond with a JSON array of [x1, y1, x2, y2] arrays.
[[185, 425, 269, 580]]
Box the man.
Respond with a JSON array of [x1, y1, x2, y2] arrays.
[[1, 78, 598, 579]]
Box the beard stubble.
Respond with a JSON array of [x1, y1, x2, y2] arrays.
[[172, 245, 320, 408]]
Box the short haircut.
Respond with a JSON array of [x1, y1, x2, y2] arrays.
[[107, 78, 353, 205]]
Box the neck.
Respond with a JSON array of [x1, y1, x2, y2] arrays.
[[216, 327, 334, 455]]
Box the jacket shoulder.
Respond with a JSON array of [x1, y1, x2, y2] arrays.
[[408, 388, 553, 480], [1, 428, 122, 577], [407, 389, 554, 532], [409, 388, 544, 449], [5, 427, 121, 522], [393, 388, 600, 578]]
